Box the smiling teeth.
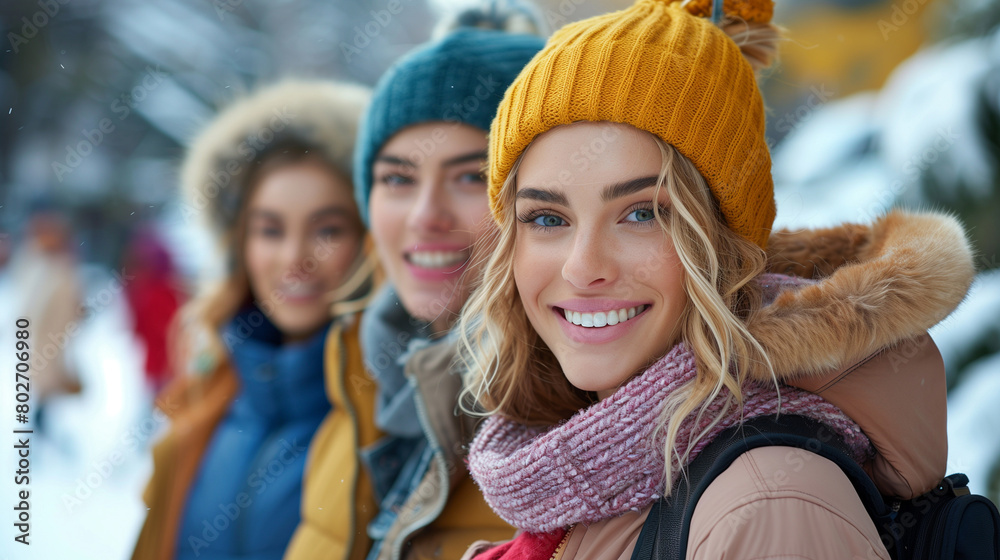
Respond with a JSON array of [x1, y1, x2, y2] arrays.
[[409, 251, 467, 269], [280, 285, 319, 297], [563, 305, 647, 328]]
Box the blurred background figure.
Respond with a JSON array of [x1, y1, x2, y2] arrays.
[[0, 224, 12, 270], [121, 225, 184, 395], [131, 78, 375, 560], [7, 201, 83, 433]]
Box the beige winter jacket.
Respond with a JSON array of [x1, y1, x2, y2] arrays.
[[464, 210, 973, 560]]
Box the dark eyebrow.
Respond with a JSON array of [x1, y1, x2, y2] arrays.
[[309, 206, 353, 220], [515, 187, 568, 205], [442, 151, 488, 167], [248, 207, 353, 222], [374, 155, 415, 167], [248, 209, 281, 221], [601, 176, 660, 202]]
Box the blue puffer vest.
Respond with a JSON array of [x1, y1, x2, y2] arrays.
[[175, 307, 331, 560]]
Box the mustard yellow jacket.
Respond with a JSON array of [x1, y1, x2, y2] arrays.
[[284, 319, 383, 560]]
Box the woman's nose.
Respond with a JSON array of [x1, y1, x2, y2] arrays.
[[561, 229, 617, 290], [407, 179, 455, 234]]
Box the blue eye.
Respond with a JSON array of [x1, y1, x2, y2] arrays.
[[256, 227, 282, 238], [317, 227, 344, 238], [626, 208, 656, 223], [378, 173, 414, 187], [457, 171, 486, 184], [532, 214, 565, 228]]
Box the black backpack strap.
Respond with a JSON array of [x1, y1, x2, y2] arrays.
[[631, 415, 895, 560]]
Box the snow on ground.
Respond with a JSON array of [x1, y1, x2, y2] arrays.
[[0, 265, 153, 559]]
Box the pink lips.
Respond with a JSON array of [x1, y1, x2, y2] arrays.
[[280, 293, 320, 304], [274, 280, 323, 305], [551, 299, 651, 345]]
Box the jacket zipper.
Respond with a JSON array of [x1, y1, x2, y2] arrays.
[[390, 374, 451, 560], [333, 326, 360, 560], [550, 526, 574, 560]]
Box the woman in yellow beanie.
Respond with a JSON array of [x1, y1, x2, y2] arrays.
[[457, 0, 975, 558]]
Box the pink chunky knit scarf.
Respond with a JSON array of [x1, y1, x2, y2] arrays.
[[467, 341, 872, 533]]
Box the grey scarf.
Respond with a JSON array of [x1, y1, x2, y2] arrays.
[[360, 285, 438, 438]]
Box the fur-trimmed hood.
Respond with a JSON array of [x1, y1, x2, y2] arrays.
[[754, 209, 975, 498], [756, 209, 974, 380], [180, 79, 370, 239]]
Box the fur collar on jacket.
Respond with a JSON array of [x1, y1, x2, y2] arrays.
[[753, 210, 974, 382]]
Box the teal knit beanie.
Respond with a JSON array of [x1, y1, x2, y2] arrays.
[[353, 28, 545, 224]]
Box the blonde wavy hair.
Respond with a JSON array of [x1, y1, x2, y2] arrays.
[[459, 132, 777, 491]]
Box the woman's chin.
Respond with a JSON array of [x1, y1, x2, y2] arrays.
[[399, 293, 462, 330], [272, 316, 328, 342], [564, 368, 631, 398]]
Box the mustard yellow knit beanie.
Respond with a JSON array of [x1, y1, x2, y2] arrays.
[[489, 0, 776, 248]]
